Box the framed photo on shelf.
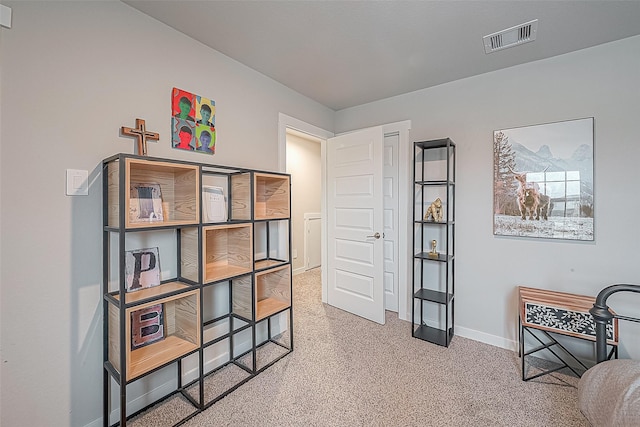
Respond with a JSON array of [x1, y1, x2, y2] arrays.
[[125, 247, 161, 292], [131, 303, 165, 349], [202, 185, 227, 222], [493, 117, 594, 241], [129, 183, 164, 223]]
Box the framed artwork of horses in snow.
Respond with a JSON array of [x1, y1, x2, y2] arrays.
[[493, 117, 594, 241]]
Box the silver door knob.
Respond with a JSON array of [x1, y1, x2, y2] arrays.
[[367, 232, 381, 239]]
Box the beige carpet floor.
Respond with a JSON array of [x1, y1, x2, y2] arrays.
[[130, 268, 589, 427]]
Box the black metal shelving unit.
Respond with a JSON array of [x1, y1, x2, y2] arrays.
[[411, 138, 456, 347], [102, 154, 293, 426]]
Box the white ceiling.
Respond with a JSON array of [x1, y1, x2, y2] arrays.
[[124, 1, 640, 111]]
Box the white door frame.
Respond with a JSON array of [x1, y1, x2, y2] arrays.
[[383, 132, 400, 312], [383, 121, 411, 322], [278, 114, 411, 321]]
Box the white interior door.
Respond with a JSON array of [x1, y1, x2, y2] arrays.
[[327, 127, 385, 324], [383, 133, 399, 312]]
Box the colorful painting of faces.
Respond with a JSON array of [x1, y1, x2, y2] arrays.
[[171, 87, 216, 154]]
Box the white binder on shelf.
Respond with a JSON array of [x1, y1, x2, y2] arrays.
[[203, 185, 227, 222]]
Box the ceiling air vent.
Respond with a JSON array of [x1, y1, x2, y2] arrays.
[[483, 19, 538, 54]]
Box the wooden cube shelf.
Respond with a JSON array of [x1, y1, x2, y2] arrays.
[[230, 172, 290, 220], [108, 288, 200, 381], [256, 265, 291, 320], [255, 259, 286, 270], [230, 173, 251, 221], [112, 280, 194, 305], [230, 275, 254, 321], [180, 227, 200, 284], [107, 158, 199, 229], [232, 265, 291, 322], [254, 173, 290, 220], [250, 265, 291, 321], [203, 224, 253, 283]]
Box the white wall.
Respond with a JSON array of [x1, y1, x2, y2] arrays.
[[3, 2, 639, 425], [336, 35, 640, 355], [0, 2, 333, 426], [286, 133, 321, 273]]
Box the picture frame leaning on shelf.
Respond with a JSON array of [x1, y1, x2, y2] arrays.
[[125, 247, 161, 292], [129, 183, 164, 223], [131, 303, 165, 349]]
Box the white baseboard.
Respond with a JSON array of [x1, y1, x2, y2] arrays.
[[292, 266, 306, 276], [93, 351, 242, 425], [103, 353, 230, 425], [106, 375, 179, 426], [400, 316, 519, 352], [84, 417, 102, 427], [182, 353, 230, 384], [455, 326, 518, 352]]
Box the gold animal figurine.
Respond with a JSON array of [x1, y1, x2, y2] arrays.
[[424, 198, 443, 222]]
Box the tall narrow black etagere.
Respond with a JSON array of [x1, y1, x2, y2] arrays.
[[411, 138, 456, 347]]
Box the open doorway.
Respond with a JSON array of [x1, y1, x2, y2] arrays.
[[278, 114, 411, 322], [277, 113, 333, 292], [286, 128, 322, 275]]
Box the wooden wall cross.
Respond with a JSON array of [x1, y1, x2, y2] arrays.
[[120, 118, 159, 156]]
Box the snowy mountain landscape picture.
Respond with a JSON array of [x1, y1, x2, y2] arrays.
[[493, 118, 594, 241]]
